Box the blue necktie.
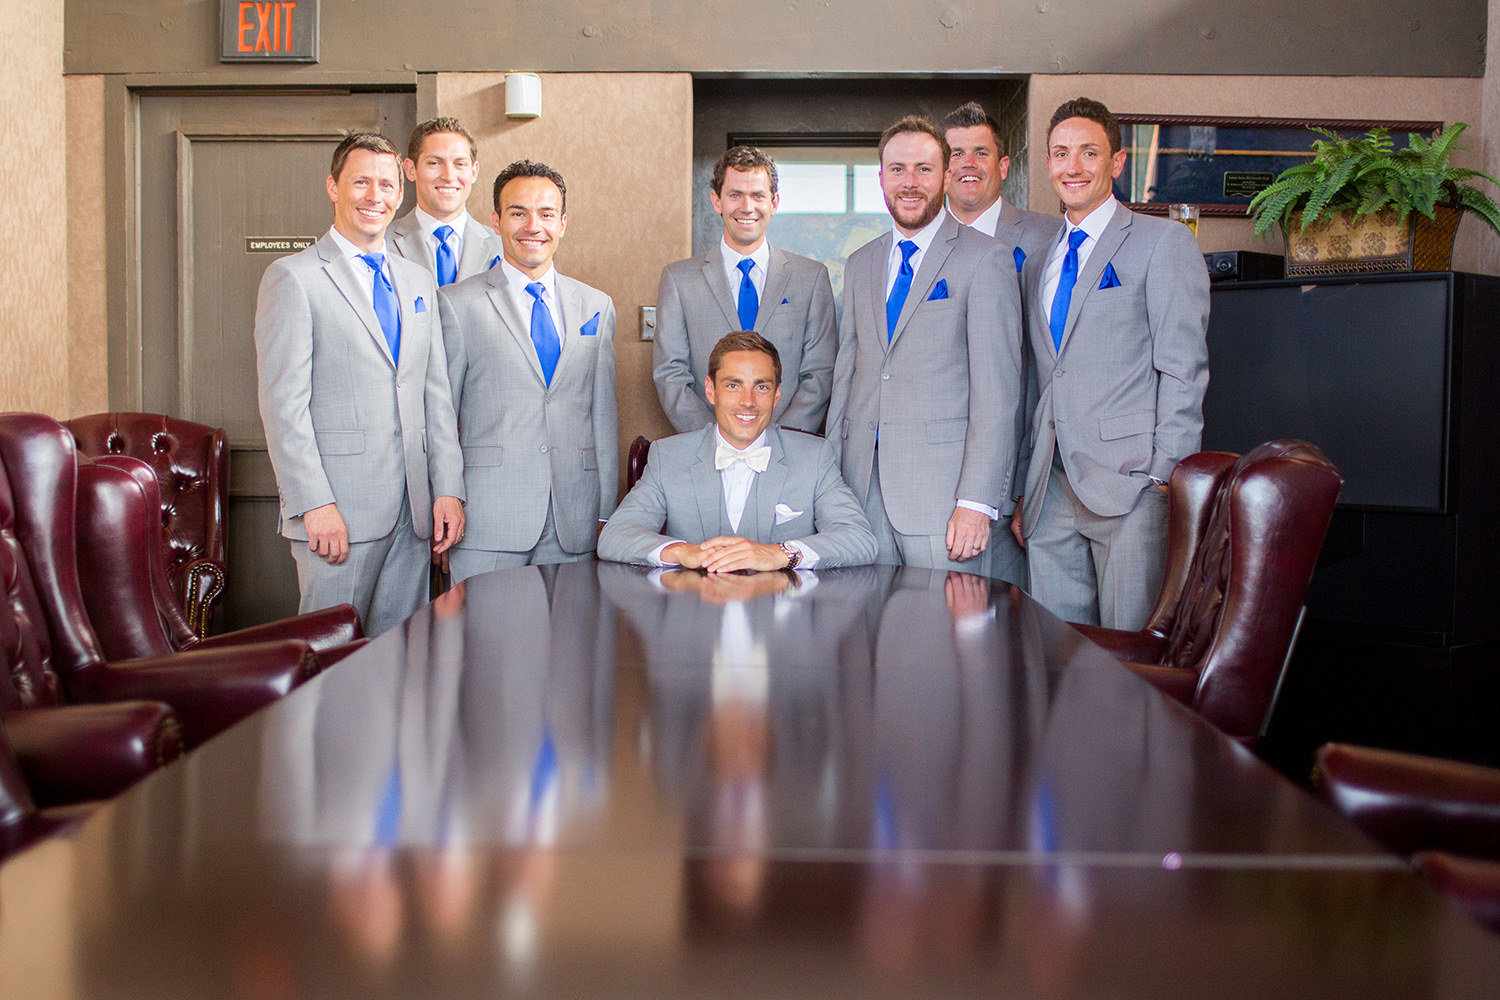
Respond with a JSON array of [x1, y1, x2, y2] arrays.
[[1049, 229, 1088, 351], [885, 239, 918, 342], [527, 281, 561, 385], [736, 258, 759, 331], [357, 252, 401, 363], [433, 224, 457, 286]]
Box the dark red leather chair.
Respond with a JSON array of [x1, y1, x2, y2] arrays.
[[77, 455, 365, 665], [1316, 742, 1500, 931], [1077, 440, 1344, 747], [66, 412, 228, 637], [0, 412, 320, 749], [627, 435, 652, 490], [0, 724, 92, 861]]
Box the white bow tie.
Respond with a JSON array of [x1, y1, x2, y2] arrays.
[[715, 444, 771, 473]]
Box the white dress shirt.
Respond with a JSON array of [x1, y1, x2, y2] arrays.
[[414, 206, 468, 264], [497, 260, 566, 346], [1042, 197, 1118, 326], [720, 239, 770, 311], [327, 226, 392, 309], [884, 212, 945, 294], [949, 196, 1006, 238]]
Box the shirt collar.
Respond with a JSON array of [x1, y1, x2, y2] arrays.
[[891, 211, 946, 258], [721, 238, 770, 273], [500, 259, 555, 297], [713, 426, 770, 455], [415, 206, 468, 241], [950, 196, 1004, 236], [1063, 196, 1118, 244], [328, 225, 385, 260]]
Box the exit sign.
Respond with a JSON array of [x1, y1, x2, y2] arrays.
[[220, 0, 318, 63]]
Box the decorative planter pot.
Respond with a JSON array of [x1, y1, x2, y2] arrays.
[[1284, 204, 1462, 277]]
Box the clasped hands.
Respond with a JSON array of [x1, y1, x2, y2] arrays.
[[662, 536, 791, 573]]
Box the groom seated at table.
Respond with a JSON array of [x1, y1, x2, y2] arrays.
[[599, 331, 877, 571]]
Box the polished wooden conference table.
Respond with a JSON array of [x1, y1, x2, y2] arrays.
[[2, 562, 1498, 998]]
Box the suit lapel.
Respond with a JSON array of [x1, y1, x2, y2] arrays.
[[552, 274, 583, 378], [483, 268, 547, 385], [890, 217, 957, 349], [320, 236, 394, 367], [750, 427, 790, 542], [865, 233, 893, 354], [755, 246, 792, 334], [700, 249, 741, 330], [1023, 249, 1056, 360], [456, 212, 496, 278], [1059, 207, 1130, 355], [387, 261, 420, 375], [994, 200, 1024, 249], [391, 215, 435, 273], [691, 428, 722, 540]]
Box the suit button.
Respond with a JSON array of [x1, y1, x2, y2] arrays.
[[540, 445, 549, 454], [867, 421, 876, 429], [1054, 369, 1063, 377], [881, 373, 891, 381], [394, 428, 402, 436], [1048, 420, 1056, 429]]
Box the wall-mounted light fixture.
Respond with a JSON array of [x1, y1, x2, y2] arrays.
[[505, 73, 542, 119]]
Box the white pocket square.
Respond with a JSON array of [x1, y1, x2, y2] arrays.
[[773, 503, 804, 524]]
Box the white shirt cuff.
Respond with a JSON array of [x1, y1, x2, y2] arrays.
[[956, 499, 1000, 520], [787, 539, 820, 570], [649, 540, 689, 566]]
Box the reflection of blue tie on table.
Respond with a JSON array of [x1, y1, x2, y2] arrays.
[[736, 258, 759, 331], [885, 239, 918, 342], [358, 252, 401, 363], [1049, 229, 1088, 351], [375, 764, 401, 845], [434, 224, 457, 286], [527, 281, 561, 385], [528, 727, 558, 840]]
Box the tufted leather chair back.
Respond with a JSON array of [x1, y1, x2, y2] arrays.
[[66, 413, 228, 634], [0, 460, 68, 710], [1156, 440, 1343, 742], [0, 413, 110, 696]]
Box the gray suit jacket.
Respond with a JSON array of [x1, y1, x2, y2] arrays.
[[253, 232, 464, 543], [827, 214, 1026, 535], [1017, 204, 1210, 533], [439, 265, 619, 554], [597, 425, 877, 567], [388, 210, 504, 284], [969, 200, 1064, 276], [652, 244, 837, 433]]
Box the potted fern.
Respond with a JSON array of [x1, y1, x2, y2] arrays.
[[1247, 123, 1500, 277]]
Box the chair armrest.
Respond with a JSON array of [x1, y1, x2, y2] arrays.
[[2, 704, 183, 807], [176, 558, 227, 638], [196, 603, 363, 654], [1121, 661, 1200, 707], [1415, 852, 1500, 932], [1316, 743, 1500, 858], [1074, 624, 1168, 664], [315, 638, 370, 668], [73, 641, 319, 748]]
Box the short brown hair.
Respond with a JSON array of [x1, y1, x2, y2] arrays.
[[1048, 97, 1122, 155], [493, 159, 567, 214], [878, 115, 950, 166], [941, 101, 1005, 156], [708, 331, 782, 387], [329, 132, 401, 181], [406, 117, 478, 164], [712, 146, 779, 196]]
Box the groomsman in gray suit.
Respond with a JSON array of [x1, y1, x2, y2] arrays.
[[388, 117, 503, 286], [653, 146, 837, 434], [941, 101, 1061, 271], [827, 116, 1026, 584], [1012, 97, 1210, 629], [439, 160, 618, 582], [254, 132, 465, 637], [601, 331, 876, 571]]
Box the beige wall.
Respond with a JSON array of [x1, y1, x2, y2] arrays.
[[0, 0, 69, 414], [66, 74, 108, 416], [436, 72, 690, 483], [1027, 75, 1494, 271]]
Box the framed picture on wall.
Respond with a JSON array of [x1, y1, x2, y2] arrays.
[[1112, 115, 1443, 216]]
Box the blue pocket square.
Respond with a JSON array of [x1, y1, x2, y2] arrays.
[[488, 254, 502, 270], [1013, 246, 1027, 273], [414, 296, 427, 313], [580, 312, 601, 337], [781, 298, 789, 305], [927, 279, 949, 301], [1098, 263, 1121, 290]]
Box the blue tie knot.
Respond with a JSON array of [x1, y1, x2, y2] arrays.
[[526, 281, 546, 302], [358, 251, 386, 275], [1067, 228, 1087, 252], [434, 224, 453, 246], [737, 258, 754, 277], [898, 239, 918, 266]]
